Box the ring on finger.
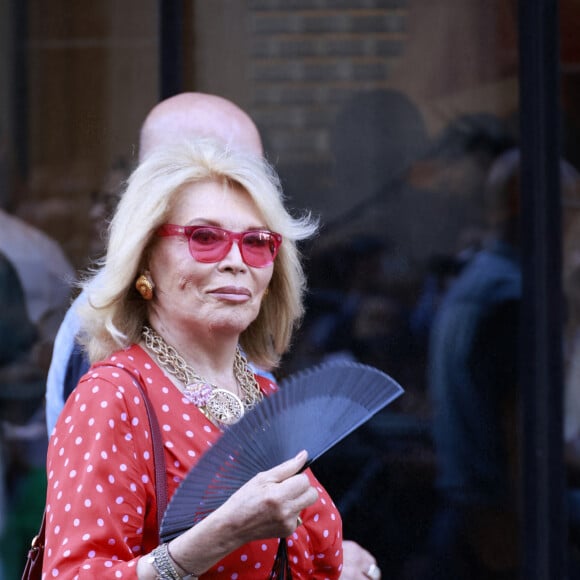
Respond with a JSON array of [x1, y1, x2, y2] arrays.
[[296, 515, 303, 526], [364, 562, 381, 580]]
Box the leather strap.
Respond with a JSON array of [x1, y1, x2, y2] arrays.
[[111, 366, 169, 534], [22, 514, 45, 579]]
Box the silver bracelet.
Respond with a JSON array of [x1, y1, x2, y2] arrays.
[[150, 543, 183, 580]]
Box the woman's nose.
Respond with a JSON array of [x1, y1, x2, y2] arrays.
[[219, 239, 247, 270]]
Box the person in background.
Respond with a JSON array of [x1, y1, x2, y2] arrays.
[[425, 148, 523, 579], [0, 209, 75, 353], [44, 93, 381, 580], [0, 127, 72, 580]]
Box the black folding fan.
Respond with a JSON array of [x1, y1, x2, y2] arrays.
[[160, 360, 404, 544]]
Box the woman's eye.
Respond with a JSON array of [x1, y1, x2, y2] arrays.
[[244, 233, 269, 248], [192, 229, 222, 244]]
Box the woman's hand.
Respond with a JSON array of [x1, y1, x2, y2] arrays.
[[340, 540, 381, 580], [219, 449, 318, 543], [160, 450, 319, 578]]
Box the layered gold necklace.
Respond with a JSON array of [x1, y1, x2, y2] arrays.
[[142, 325, 263, 428]]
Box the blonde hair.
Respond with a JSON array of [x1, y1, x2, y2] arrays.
[[78, 138, 318, 369]]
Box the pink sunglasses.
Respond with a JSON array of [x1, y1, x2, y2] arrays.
[[157, 224, 282, 268]]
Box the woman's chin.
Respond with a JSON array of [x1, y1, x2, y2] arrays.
[[207, 311, 257, 336]]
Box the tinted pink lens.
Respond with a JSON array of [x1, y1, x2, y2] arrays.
[[188, 228, 231, 262], [240, 231, 280, 267]]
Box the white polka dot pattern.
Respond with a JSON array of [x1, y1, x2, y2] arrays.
[[43, 344, 343, 578]]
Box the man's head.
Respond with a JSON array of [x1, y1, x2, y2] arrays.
[[139, 92, 263, 162], [485, 147, 580, 245]]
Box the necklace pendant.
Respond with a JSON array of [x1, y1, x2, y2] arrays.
[[206, 388, 245, 426]]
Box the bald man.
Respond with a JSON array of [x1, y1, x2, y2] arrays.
[[45, 92, 381, 580], [139, 92, 263, 160]]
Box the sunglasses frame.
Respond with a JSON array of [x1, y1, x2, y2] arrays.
[[156, 224, 282, 268]]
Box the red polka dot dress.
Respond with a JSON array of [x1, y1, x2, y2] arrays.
[[43, 344, 343, 579]]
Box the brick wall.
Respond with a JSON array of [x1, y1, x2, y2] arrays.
[[247, 0, 409, 168]]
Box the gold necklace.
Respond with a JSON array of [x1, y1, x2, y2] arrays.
[[142, 325, 263, 428]]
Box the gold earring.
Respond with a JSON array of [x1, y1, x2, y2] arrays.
[[135, 274, 154, 300], [263, 287, 269, 296]]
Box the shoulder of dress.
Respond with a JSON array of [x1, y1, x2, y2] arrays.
[[79, 344, 150, 394], [255, 373, 279, 395], [89, 344, 146, 375]]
